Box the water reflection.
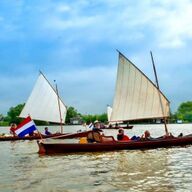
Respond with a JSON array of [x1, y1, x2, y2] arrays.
[[108, 150, 175, 192]]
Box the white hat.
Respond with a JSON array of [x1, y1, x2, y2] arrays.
[[94, 120, 99, 124]]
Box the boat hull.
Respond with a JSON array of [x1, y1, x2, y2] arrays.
[[38, 135, 192, 154], [102, 126, 133, 129], [0, 133, 66, 142], [0, 130, 92, 142]]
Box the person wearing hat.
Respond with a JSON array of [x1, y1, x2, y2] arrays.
[[87, 120, 103, 143], [92, 120, 102, 131]]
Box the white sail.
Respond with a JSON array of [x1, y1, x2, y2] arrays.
[[110, 52, 170, 122], [19, 73, 67, 123], [107, 106, 112, 121]]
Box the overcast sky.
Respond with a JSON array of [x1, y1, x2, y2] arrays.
[[0, 0, 192, 115]]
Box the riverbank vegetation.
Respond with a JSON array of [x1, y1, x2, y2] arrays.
[[0, 101, 192, 126]]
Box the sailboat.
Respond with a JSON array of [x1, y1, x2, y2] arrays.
[[37, 52, 192, 154], [0, 72, 91, 141], [104, 105, 133, 129], [0, 72, 67, 141]]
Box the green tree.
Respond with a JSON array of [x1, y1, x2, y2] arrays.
[[0, 114, 4, 121], [176, 101, 192, 122], [81, 113, 107, 124], [65, 106, 80, 124], [5, 104, 25, 124]]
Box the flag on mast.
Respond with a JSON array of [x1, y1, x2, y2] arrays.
[[15, 116, 37, 138]]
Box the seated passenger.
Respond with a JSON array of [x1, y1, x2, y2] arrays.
[[141, 130, 152, 140], [10, 123, 17, 137], [92, 120, 103, 132], [117, 128, 130, 141], [44, 127, 52, 135], [87, 120, 103, 143], [178, 133, 183, 137]]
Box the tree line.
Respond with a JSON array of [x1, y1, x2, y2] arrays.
[[0, 104, 108, 126], [0, 101, 192, 126]]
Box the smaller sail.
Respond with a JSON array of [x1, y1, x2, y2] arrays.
[[107, 105, 113, 121], [19, 73, 67, 124]]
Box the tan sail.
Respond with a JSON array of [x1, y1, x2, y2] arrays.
[[19, 73, 67, 123], [110, 52, 170, 122]]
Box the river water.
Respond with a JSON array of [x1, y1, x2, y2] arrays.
[[0, 124, 192, 192]]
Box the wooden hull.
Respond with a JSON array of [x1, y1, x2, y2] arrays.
[[102, 126, 133, 129], [38, 135, 192, 154], [0, 133, 65, 141], [0, 130, 92, 142]]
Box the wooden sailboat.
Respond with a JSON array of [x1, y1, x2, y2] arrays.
[[1, 72, 91, 141], [37, 52, 192, 154]]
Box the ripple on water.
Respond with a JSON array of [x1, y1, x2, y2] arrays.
[[1, 125, 192, 191]]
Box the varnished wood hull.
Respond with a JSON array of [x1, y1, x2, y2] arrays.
[[37, 135, 192, 154], [0, 133, 65, 141], [0, 130, 92, 142]]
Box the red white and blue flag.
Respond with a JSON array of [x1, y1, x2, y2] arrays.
[[88, 122, 94, 129], [15, 116, 37, 138]]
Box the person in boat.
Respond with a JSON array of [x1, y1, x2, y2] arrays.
[[10, 123, 17, 137], [87, 120, 103, 143], [117, 128, 130, 141], [141, 130, 153, 140], [92, 120, 103, 132], [44, 127, 52, 135]]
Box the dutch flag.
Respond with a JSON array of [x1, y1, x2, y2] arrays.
[[15, 116, 37, 138], [88, 122, 94, 129]]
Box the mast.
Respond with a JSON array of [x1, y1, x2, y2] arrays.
[[150, 51, 169, 135], [54, 80, 64, 134]]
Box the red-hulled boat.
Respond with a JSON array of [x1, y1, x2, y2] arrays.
[[37, 51, 188, 155], [0, 130, 92, 142], [37, 134, 192, 154], [0, 133, 64, 142]]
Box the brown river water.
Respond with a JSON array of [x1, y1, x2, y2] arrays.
[[0, 124, 192, 192]]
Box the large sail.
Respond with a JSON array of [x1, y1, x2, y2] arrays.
[[110, 52, 170, 122], [19, 73, 67, 123]]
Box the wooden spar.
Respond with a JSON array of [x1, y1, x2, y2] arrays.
[[54, 80, 64, 134], [150, 51, 169, 135]]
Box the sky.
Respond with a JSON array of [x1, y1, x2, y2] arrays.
[[0, 0, 192, 115]]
